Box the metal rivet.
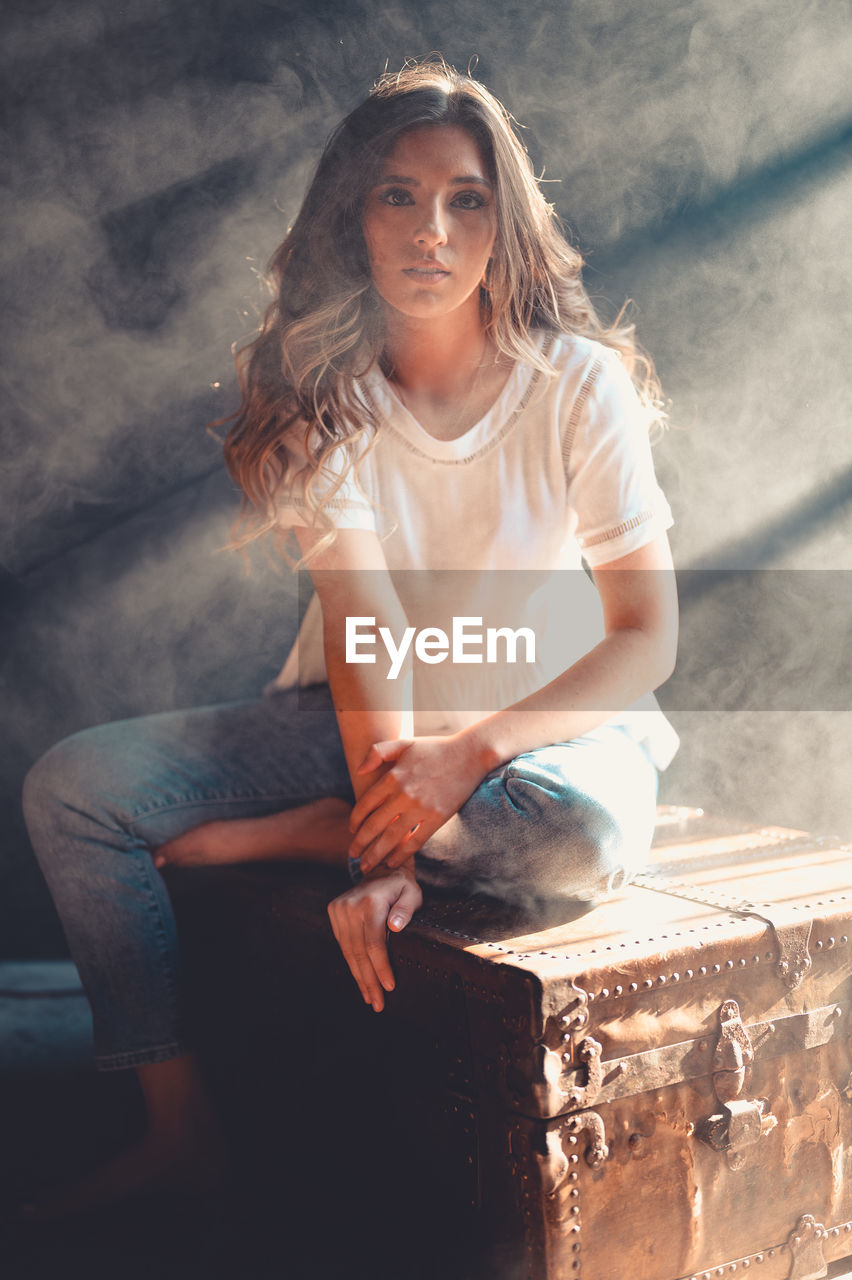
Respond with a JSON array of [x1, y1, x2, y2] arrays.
[[672, 972, 680, 981], [570, 1188, 579, 1198], [571, 1206, 580, 1216], [725, 960, 734, 969], [614, 985, 623, 996], [629, 982, 638, 993], [828, 937, 836, 948], [686, 969, 694, 978], [568, 1135, 577, 1145], [738, 958, 747, 967], [568, 1172, 578, 1182], [713, 963, 721, 973], [699, 966, 707, 976], [644, 978, 653, 989], [658, 975, 666, 985], [816, 940, 824, 949], [569, 1154, 579, 1164], [600, 988, 609, 998], [841, 935, 848, 944]]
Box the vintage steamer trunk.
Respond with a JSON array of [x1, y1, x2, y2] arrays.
[[381, 807, 852, 1280], [171, 809, 852, 1279]]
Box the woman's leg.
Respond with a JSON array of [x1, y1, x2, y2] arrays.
[[412, 724, 658, 908], [23, 685, 352, 1071], [20, 685, 351, 1214]]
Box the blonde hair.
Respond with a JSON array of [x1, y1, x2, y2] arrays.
[[223, 57, 662, 562]]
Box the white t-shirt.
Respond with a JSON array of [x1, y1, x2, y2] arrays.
[[269, 330, 678, 768]]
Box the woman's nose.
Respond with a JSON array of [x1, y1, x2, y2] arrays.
[[414, 202, 447, 247]]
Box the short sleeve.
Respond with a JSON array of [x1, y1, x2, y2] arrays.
[[274, 430, 377, 533], [563, 349, 673, 567]]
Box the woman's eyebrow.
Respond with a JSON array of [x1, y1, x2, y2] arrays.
[[373, 173, 493, 188]]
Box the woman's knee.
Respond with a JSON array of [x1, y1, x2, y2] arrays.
[[501, 764, 629, 902], [23, 723, 135, 840]]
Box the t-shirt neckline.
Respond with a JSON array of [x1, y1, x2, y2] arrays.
[[360, 330, 550, 463]]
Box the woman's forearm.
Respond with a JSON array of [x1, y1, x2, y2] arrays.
[[460, 537, 679, 773], [459, 622, 676, 775], [322, 609, 414, 802]]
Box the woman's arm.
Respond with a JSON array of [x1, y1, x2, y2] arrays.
[[349, 531, 678, 872], [293, 525, 414, 801], [463, 531, 678, 767], [293, 524, 423, 1013]]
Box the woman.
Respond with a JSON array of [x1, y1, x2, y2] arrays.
[[21, 58, 678, 1216]]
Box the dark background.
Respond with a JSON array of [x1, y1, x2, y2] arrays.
[[2, 0, 851, 959]]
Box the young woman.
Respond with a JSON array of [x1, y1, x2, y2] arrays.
[[21, 58, 678, 1216]]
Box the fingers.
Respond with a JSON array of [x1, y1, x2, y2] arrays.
[[356, 739, 413, 774], [349, 773, 396, 835], [327, 874, 422, 1012], [359, 818, 427, 874], [328, 892, 394, 1012], [383, 826, 425, 869], [387, 877, 422, 931]]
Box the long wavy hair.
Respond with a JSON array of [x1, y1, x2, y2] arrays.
[[224, 58, 663, 562]]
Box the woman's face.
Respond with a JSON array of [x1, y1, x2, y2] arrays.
[[361, 124, 497, 326]]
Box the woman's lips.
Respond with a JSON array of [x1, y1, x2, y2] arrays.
[[403, 265, 450, 281]]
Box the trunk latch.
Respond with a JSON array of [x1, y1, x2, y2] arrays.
[[697, 999, 778, 1169]]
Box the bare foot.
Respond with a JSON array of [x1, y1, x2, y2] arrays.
[[17, 1097, 228, 1223], [153, 797, 352, 870]]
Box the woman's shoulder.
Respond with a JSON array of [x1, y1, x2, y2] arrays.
[[541, 329, 622, 379]]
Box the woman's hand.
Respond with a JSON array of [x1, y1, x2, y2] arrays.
[[348, 732, 492, 874], [327, 862, 423, 1011]]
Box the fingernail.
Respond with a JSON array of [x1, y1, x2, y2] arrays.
[[389, 915, 405, 930], [382, 977, 395, 992]]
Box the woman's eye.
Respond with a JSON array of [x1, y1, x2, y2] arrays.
[[379, 188, 413, 207], [452, 191, 486, 210]]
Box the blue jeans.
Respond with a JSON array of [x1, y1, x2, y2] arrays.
[[22, 685, 658, 1071]]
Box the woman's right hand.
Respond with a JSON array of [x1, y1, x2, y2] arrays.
[[347, 731, 493, 874]]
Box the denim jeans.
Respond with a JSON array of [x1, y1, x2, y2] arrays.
[[22, 684, 658, 1071]]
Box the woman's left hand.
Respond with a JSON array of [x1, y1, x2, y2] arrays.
[[348, 733, 490, 874]]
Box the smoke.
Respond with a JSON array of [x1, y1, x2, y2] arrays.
[[2, 0, 852, 961], [497, 0, 852, 248], [0, 55, 330, 574]]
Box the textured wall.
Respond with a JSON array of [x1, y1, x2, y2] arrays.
[[2, 0, 851, 955]]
